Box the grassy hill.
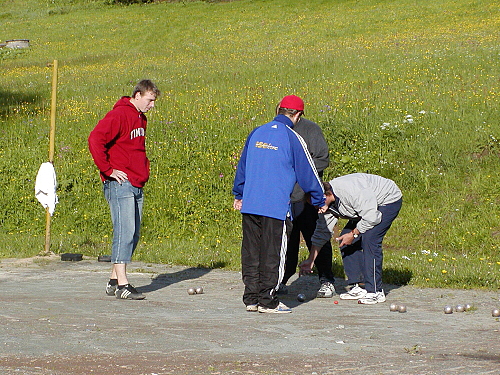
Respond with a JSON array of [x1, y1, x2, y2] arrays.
[[1, 0, 499, 289]]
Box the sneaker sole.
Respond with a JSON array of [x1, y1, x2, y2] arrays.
[[115, 291, 145, 300], [359, 297, 386, 304], [316, 293, 334, 298], [258, 309, 292, 314], [116, 295, 146, 300]]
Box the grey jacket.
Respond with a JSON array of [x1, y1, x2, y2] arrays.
[[290, 117, 330, 203], [311, 173, 402, 247]]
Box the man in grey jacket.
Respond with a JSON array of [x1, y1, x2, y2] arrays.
[[299, 173, 402, 304]]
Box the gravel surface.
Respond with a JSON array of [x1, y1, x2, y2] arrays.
[[0, 254, 499, 374]]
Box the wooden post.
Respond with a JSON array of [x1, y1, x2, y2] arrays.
[[44, 59, 58, 255]]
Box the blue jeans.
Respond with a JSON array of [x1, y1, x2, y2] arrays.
[[103, 180, 144, 264]]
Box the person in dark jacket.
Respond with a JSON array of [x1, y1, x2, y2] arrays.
[[279, 116, 335, 298], [232, 95, 326, 314], [89, 80, 160, 300]]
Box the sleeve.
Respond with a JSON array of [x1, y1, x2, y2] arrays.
[[290, 121, 330, 202], [311, 212, 338, 247], [88, 113, 121, 177], [232, 130, 254, 199], [308, 124, 329, 175], [289, 131, 325, 207]]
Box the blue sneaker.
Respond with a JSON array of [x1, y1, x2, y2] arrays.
[[258, 302, 292, 314]]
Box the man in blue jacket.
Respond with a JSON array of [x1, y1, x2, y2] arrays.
[[232, 95, 327, 313]]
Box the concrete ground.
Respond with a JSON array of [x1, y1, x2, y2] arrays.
[[0, 254, 499, 374]]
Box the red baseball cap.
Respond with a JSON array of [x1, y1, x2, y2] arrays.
[[279, 95, 304, 112]]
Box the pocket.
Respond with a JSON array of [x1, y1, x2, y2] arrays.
[[103, 181, 110, 201]]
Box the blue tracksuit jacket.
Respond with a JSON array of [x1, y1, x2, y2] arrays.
[[232, 115, 325, 221]]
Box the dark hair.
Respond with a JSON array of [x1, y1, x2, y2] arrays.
[[277, 107, 303, 116], [322, 181, 333, 194], [132, 79, 160, 97]]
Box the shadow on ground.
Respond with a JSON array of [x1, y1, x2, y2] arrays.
[[138, 267, 213, 293]]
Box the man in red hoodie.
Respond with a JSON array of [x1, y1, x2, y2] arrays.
[[89, 80, 160, 300]]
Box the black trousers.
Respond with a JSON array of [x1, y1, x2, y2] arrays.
[[282, 202, 335, 285], [241, 213, 292, 309]]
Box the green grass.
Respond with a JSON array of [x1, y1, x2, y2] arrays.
[[1, 0, 499, 289]]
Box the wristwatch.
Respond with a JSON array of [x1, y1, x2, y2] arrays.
[[352, 231, 359, 239]]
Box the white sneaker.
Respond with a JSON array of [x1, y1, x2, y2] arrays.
[[358, 290, 386, 304], [316, 282, 335, 298], [246, 304, 258, 312], [339, 284, 367, 300], [258, 302, 292, 314]]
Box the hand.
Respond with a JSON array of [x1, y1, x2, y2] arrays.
[[335, 232, 355, 247], [233, 199, 242, 211], [318, 204, 329, 214], [110, 169, 128, 184], [299, 259, 314, 276]]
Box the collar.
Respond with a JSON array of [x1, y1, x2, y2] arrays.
[[273, 114, 294, 128], [328, 192, 342, 217]]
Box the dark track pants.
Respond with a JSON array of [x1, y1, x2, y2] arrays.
[[340, 198, 402, 293], [241, 213, 292, 309], [282, 202, 334, 285]]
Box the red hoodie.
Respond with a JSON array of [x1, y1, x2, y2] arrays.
[[88, 96, 150, 188]]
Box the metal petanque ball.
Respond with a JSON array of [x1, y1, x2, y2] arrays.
[[389, 303, 398, 312], [492, 308, 500, 317], [398, 305, 407, 313], [455, 304, 465, 313], [297, 293, 306, 302], [187, 288, 196, 295], [195, 287, 204, 294], [464, 304, 472, 311], [444, 306, 453, 314]]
